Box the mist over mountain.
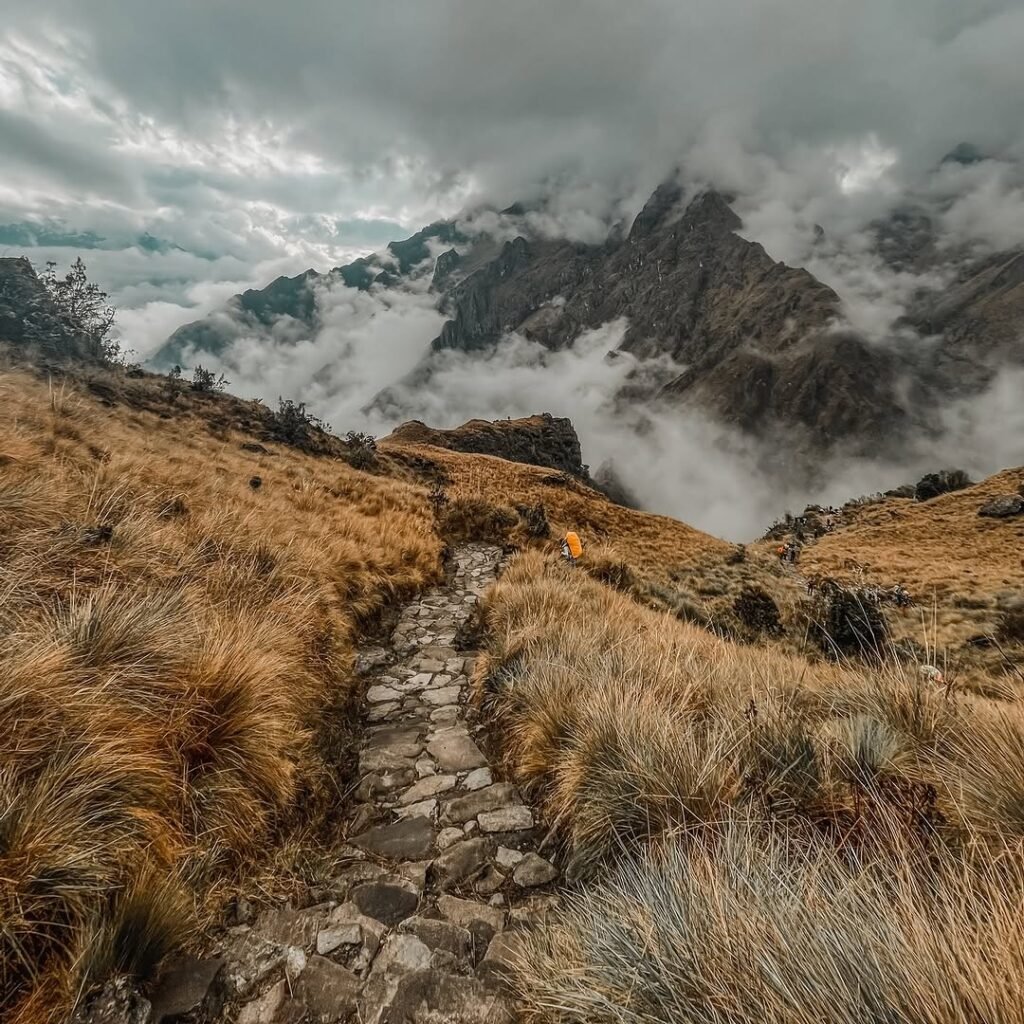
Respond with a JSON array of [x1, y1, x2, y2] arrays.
[[151, 172, 1024, 538]]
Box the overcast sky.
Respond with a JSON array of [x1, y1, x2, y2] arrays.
[[3, 2, 1023, 271]]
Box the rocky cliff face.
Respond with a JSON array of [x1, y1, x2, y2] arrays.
[[384, 414, 585, 477], [155, 183, 1024, 462], [0, 257, 106, 363]]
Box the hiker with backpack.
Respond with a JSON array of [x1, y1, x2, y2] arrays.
[[561, 530, 583, 565]]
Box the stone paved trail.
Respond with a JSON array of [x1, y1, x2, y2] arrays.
[[152, 544, 559, 1024]]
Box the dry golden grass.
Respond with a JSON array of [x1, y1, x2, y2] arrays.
[[476, 551, 1024, 1021], [794, 468, 1024, 689], [0, 366, 441, 1020], [382, 439, 726, 575], [804, 467, 1024, 600]]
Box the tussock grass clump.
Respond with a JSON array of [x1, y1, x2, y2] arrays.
[[0, 369, 442, 1020], [514, 819, 1024, 1024]]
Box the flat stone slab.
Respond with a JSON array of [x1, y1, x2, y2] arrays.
[[352, 881, 420, 926], [367, 684, 404, 703], [401, 775, 458, 805], [367, 701, 400, 722], [478, 807, 534, 833], [359, 748, 417, 774], [428, 733, 487, 772], [430, 837, 493, 890], [352, 816, 436, 861], [462, 768, 493, 791], [444, 784, 520, 824], [397, 798, 437, 821], [437, 895, 505, 936], [422, 686, 461, 706], [316, 922, 361, 954], [365, 726, 423, 755]]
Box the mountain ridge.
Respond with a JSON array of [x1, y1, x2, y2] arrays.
[[154, 183, 1024, 465]]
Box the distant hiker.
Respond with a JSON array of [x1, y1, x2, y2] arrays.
[[777, 541, 800, 565], [561, 531, 583, 565]]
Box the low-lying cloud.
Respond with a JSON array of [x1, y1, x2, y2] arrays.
[[173, 272, 1023, 541]]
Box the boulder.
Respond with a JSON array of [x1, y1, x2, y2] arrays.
[[979, 495, 1024, 518]]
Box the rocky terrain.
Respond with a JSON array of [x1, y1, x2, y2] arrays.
[[384, 414, 586, 478]]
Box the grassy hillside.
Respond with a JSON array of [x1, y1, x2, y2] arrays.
[[2, 337, 1022, 1020], [802, 468, 1024, 662], [0, 365, 443, 1020], [474, 551, 1024, 1023], [0, 358, 730, 1020]]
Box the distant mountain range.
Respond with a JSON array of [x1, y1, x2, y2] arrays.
[[155, 181, 1024, 464]]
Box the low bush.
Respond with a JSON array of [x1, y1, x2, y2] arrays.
[[914, 468, 972, 502], [733, 585, 783, 636], [438, 496, 518, 543], [808, 582, 888, 660]]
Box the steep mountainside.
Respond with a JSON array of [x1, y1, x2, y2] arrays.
[[156, 184, 1024, 459]]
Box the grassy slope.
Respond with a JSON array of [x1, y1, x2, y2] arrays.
[[476, 551, 1024, 1023], [0, 366, 442, 1020], [4, 344, 1022, 1021], [803, 468, 1024, 623], [0, 363, 728, 1020], [382, 438, 725, 574]]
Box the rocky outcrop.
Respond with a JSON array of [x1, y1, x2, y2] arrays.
[[384, 414, 585, 477], [0, 257, 106, 363]]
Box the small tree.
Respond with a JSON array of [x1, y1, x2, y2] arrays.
[[190, 365, 229, 393], [40, 258, 117, 358]]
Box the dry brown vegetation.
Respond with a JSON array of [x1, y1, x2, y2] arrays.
[[474, 551, 1024, 1022], [798, 468, 1024, 689], [381, 439, 725, 574], [4, 342, 1023, 1021], [0, 366, 442, 1020]]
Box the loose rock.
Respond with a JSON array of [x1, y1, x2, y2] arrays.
[[513, 852, 558, 887]]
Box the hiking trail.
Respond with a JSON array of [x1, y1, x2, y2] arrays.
[[150, 543, 558, 1024]]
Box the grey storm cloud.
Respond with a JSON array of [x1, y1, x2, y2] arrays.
[[7, 0, 1024, 206]]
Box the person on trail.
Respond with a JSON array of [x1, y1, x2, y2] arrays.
[[777, 541, 801, 565], [561, 530, 583, 565]]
